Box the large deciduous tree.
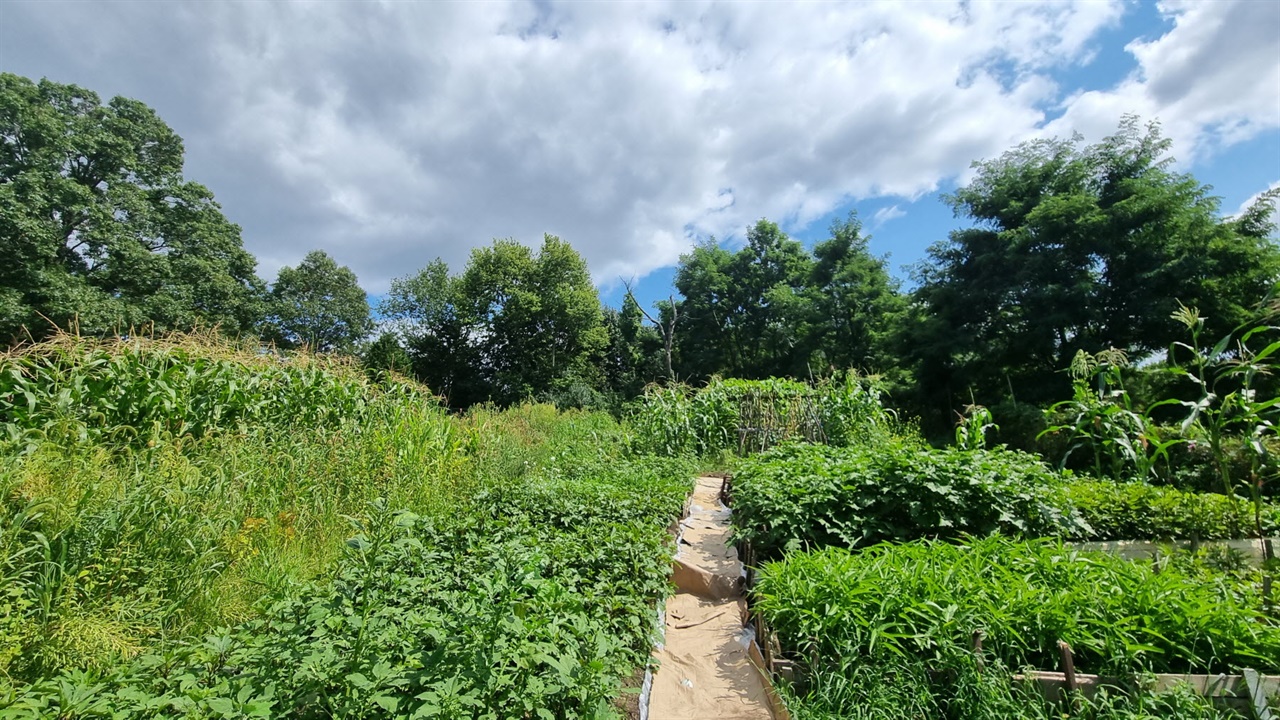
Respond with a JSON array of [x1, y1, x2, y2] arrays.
[[673, 216, 901, 381], [803, 213, 905, 375], [461, 236, 608, 404], [674, 220, 813, 379], [382, 236, 607, 406], [903, 117, 1280, 426], [262, 250, 372, 353], [0, 73, 264, 342], [379, 259, 480, 406]]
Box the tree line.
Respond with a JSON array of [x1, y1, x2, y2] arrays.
[[4, 72, 1277, 434]]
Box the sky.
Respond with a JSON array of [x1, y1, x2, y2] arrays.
[[2, 0, 1278, 313]]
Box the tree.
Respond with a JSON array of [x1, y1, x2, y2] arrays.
[[383, 236, 608, 407], [803, 213, 904, 375], [262, 250, 372, 353], [602, 290, 666, 398], [362, 331, 412, 379], [671, 238, 737, 379], [0, 73, 264, 342], [379, 259, 480, 406], [903, 117, 1280, 429], [622, 280, 678, 382], [674, 220, 814, 380], [460, 235, 608, 404]]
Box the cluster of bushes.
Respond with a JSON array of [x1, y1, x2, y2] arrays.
[[731, 442, 1280, 560], [753, 537, 1275, 719]]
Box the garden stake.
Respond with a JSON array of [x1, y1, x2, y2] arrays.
[[1058, 640, 1077, 692]]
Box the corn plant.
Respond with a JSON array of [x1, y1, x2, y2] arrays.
[[954, 403, 997, 451], [628, 373, 896, 457], [1039, 348, 1180, 482], [1168, 301, 1279, 536]]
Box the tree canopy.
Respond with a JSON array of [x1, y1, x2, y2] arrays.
[[902, 117, 1280, 426], [6, 70, 1277, 427], [673, 216, 901, 382], [263, 250, 372, 353], [0, 73, 263, 342], [381, 236, 608, 406]]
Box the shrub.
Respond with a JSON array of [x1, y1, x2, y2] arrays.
[[731, 442, 1084, 559], [1064, 480, 1279, 541]]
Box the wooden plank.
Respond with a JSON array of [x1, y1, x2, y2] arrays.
[[1245, 669, 1276, 720], [1068, 538, 1280, 566], [1014, 670, 1279, 713]]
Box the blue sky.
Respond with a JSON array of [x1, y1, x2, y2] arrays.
[[603, 2, 1280, 311], [3, 0, 1277, 315]]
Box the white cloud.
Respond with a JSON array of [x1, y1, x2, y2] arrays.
[[6, 0, 1271, 293], [1234, 180, 1280, 218], [1045, 0, 1280, 163], [872, 205, 906, 228]]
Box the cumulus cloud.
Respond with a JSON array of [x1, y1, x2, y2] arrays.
[[1044, 0, 1280, 162], [2, 0, 1271, 292]]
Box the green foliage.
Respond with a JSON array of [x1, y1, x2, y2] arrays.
[[263, 250, 374, 354], [0, 333, 691, 717], [731, 442, 1084, 559], [1065, 480, 1279, 541], [379, 259, 479, 406], [381, 237, 608, 407], [1167, 299, 1280, 540], [902, 116, 1280, 431], [628, 374, 894, 457], [954, 403, 997, 451], [0, 73, 264, 342], [598, 296, 665, 401], [1040, 348, 1179, 482], [2, 455, 693, 717], [776, 657, 1233, 720], [754, 537, 1280, 680], [0, 332, 410, 449], [362, 332, 412, 380], [460, 236, 609, 405], [673, 215, 903, 382]]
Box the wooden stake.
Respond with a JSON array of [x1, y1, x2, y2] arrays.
[[1058, 640, 1077, 693]]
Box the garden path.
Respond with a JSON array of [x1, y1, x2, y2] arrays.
[[646, 476, 784, 720]]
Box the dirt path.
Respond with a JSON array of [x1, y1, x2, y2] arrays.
[[646, 476, 784, 720]]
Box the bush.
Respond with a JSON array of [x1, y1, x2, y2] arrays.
[[731, 442, 1084, 559], [1064, 480, 1280, 541]]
